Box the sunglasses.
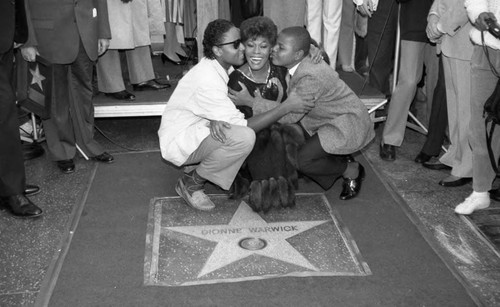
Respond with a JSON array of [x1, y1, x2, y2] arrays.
[[216, 39, 242, 49]]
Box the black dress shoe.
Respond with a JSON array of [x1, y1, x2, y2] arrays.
[[91, 152, 114, 163], [132, 80, 171, 91], [423, 161, 452, 171], [340, 164, 365, 200], [414, 152, 434, 164], [57, 159, 75, 174], [161, 53, 181, 65], [379, 143, 396, 161], [24, 184, 40, 196], [438, 177, 472, 187], [105, 90, 136, 101], [0, 194, 43, 218], [490, 188, 500, 201]]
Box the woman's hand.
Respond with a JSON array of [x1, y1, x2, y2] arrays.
[[283, 89, 315, 114], [209, 120, 231, 143], [229, 82, 255, 107]]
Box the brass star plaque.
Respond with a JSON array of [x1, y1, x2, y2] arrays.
[[144, 193, 370, 286]]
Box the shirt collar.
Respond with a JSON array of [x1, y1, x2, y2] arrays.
[[289, 62, 300, 76]]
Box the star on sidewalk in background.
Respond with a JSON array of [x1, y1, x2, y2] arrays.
[[30, 64, 45, 91], [166, 201, 329, 278]]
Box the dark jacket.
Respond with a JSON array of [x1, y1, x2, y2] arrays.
[[399, 0, 434, 42], [0, 0, 28, 53], [24, 0, 111, 64]]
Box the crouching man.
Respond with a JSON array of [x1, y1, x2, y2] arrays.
[[235, 26, 375, 199]]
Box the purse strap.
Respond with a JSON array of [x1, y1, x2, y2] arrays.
[[485, 120, 499, 173]]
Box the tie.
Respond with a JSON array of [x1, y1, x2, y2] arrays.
[[285, 72, 291, 92]]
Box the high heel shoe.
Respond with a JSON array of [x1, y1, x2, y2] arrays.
[[161, 54, 181, 65]]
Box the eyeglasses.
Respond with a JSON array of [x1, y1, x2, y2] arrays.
[[216, 39, 241, 49]]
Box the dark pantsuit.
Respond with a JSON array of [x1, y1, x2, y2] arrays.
[[421, 55, 447, 157], [0, 48, 26, 196], [366, 0, 398, 96], [297, 133, 348, 190], [43, 40, 103, 161]]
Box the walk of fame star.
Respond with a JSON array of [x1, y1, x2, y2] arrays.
[[30, 64, 45, 91], [167, 201, 328, 277], [145, 194, 370, 286]]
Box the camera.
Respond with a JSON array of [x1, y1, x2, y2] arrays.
[[485, 18, 500, 39]]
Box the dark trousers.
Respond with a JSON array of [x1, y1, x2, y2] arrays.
[[366, 0, 398, 97], [421, 55, 447, 156], [0, 48, 25, 196], [43, 40, 103, 161], [296, 132, 348, 190]]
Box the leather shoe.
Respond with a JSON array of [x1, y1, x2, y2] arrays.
[[340, 164, 365, 200], [24, 184, 40, 196], [414, 152, 434, 164], [0, 194, 43, 218], [91, 152, 114, 163], [105, 90, 136, 101], [132, 80, 171, 91], [438, 177, 472, 187], [57, 159, 75, 174], [423, 161, 452, 171], [490, 188, 500, 201], [379, 143, 396, 161]]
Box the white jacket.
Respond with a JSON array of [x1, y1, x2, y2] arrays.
[[158, 58, 247, 166]]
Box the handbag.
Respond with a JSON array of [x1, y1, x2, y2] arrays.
[[482, 32, 500, 173], [484, 80, 500, 173]]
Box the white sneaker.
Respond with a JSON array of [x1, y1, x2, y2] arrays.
[[454, 192, 490, 215]]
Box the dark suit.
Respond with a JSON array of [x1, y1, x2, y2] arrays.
[[0, 0, 28, 197], [23, 0, 111, 161]]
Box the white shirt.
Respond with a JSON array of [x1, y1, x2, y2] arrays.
[[465, 0, 500, 50], [158, 57, 247, 166]]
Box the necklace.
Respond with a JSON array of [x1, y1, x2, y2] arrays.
[[248, 64, 270, 84]]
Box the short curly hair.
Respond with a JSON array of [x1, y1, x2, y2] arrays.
[[240, 16, 278, 46], [202, 19, 236, 59]]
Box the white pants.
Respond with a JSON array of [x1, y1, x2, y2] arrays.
[[306, 0, 342, 68], [183, 125, 255, 190], [96, 46, 155, 93], [439, 55, 473, 178]]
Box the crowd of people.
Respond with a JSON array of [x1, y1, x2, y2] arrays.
[[1, 0, 499, 219]]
